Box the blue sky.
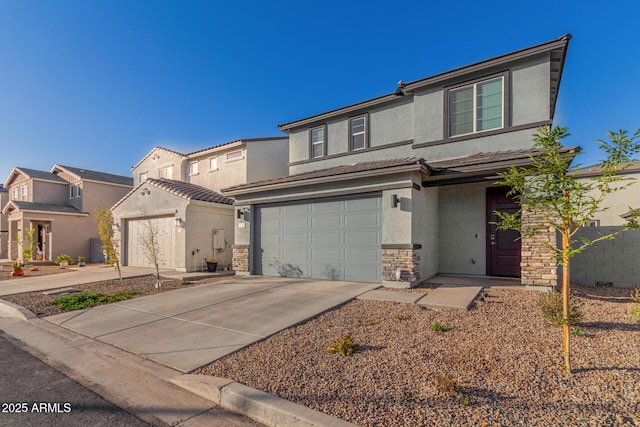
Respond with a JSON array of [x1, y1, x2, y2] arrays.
[[1, 0, 638, 180]]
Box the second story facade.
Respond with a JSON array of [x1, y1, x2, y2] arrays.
[[131, 137, 289, 191], [280, 35, 570, 176]]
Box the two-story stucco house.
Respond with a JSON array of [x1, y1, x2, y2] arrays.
[[111, 137, 288, 272], [224, 35, 572, 288], [2, 165, 133, 262]]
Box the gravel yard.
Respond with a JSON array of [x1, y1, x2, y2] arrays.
[[2, 274, 227, 317], [0, 263, 72, 280], [196, 285, 640, 426]]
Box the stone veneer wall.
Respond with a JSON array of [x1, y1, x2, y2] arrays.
[[520, 210, 558, 289], [232, 245, 249, 273], [381, 244, 421, 288]]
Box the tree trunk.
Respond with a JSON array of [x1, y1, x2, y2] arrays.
[[562, 234, 571, 372]]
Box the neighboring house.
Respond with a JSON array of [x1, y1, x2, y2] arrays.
[[224, 35, 572, 288], [0, 185, 7, 259], [112, 137, 288, 272], [570, 161, 640, 287], [1, 165, 133, 262]]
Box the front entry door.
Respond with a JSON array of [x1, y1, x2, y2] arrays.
[[487, 188, 521, 277]]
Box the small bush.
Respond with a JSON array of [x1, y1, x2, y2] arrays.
[[631, 288, 640, 303], [429, 321, 451, 332], [327, 334, 360, 357], [435, 374, 461, 396], [46, 291, 139, 311], [393, 313, 406, 321], [539, 288, 582, 326], [54, 254, 76, 266], [570, 327, 586, 337], [630, 306, 640, 323]]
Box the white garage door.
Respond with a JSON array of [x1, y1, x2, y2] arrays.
[[256, 195, 381, 282], [126, 216, 175, 268]]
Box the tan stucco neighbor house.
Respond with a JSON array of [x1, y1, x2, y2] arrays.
[[2, 165, 133, 263], [112, 137, 288, 272], [0, 185, 8, 259], [225, 35, 572, 289]]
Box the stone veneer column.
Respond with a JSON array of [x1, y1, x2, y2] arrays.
[[520, 209, 558, 289], [381, 244, 421, 288], [232, 245, 249, 275]]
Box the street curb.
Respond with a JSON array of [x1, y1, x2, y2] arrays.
[[0, 298, 38, 320], [171, 374, 358, 427]]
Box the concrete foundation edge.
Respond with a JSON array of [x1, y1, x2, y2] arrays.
[[171, 374, 357, 427]]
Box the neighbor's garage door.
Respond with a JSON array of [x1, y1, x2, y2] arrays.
[[126, 216, 175, 268], [256, 195, 381, 282]]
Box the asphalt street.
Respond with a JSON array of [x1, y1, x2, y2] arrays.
[[0, 331, 150, 427]]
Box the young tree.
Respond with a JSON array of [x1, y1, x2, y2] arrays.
[[140, 216, 164, 289], [494, 126, 640, 372], [20, 227, 36, 262], [93, 208, 124, 286]]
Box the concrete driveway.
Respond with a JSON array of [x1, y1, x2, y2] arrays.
[[45, 276, 378, 372]]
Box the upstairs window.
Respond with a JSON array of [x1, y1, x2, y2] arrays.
[[189, 161, 199, 175], [21, 184, 28, 201], [159, 166, 173, 179], [310, 126, 326, 158], [209, 156, 218, 171], [12, 187, 18, 200], [350, 115, 367, 151], [69, 185, 76, 199], [226, 151, 243, 161], [139, 172, 148, 184], [448, 76, 504, 137]]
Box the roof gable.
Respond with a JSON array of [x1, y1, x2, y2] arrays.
[[3, 167, 67, 188], [51, 165, 133, 187], [131, 146, 188, 172]]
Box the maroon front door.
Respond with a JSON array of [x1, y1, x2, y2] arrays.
[[487, 188, 521, 277]]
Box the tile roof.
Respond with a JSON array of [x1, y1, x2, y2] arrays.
[[223, 158, 427, 192], [146, 178, 234, 205], [14, 167, 67, 183], [186, 136, 287, 156], [7, 201, 85, 214], [53, 165, 134, 186]]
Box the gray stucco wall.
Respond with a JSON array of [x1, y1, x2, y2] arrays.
[[438, 181, 493, 275], [246, 138, 289, 183], [413, 183, 439, 279], [571, 227, 640, 287], [577, 172, 639, 226]]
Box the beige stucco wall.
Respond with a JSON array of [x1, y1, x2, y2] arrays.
[[81, 181, 133, 214], [32, 180, 68, 204], [0, 190, 8, 258], [188, 144, 248, 192], [132, 148, 186, 184], [578, 171, 640, 226], [184, 202, 234, 271]]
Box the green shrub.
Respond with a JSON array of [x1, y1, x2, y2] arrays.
[[46, 291, 138, 311], [630, 306, 640, 323], [327, 334, 360, 357], [54, 254, 76, 266], [539, 288, 582, 326], [429, 321, 451, 332]]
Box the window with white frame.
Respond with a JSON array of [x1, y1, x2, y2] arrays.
[[12, 188, 19, 200], [159, 166, 173, 179], [21, 184, 28, 201], [226, 151, 243, 161], [349, 115, 367, 150], [310, 126, 325, 158], [139, 172, 148, 183], [209, 156, 218, 171], [448, 76, 504, 137], [189, 161, 199, 175], [77, 184, 82, 197], [69, 185, 76, 199]]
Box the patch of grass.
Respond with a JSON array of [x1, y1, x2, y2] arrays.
[[327, 334, 360, 357], [393, 313, 406, 321], [629, 306, 640, 323], [429, 321, 451, 332], [46, 291, 139, 311], [570, 327, 586, 337], [182, 280, 193, 285], [459, 394, 470, 406], [539, 288, 582, 326]]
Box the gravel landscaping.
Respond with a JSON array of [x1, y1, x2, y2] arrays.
[[196, 285, 640, 426], [0, 263, 73, 280], [2, 274, 227, 317]]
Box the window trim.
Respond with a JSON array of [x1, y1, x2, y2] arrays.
[[309, 124, 327, 159], [139, 172, 148, 183], [12, 187, 19, 200], [189, 161, 199, 176], [349, 114, 369, 151], [21, 184, 28, 201], [159, 165, 173, 179], [444, 71, 510, 139], [208, 156, 218, 171], [69, 184, 76, 199], [226, 150, 244, 162]]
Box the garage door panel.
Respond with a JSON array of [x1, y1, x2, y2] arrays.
[[257, 196, 381, 282], [127, 216, 175, 269]]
